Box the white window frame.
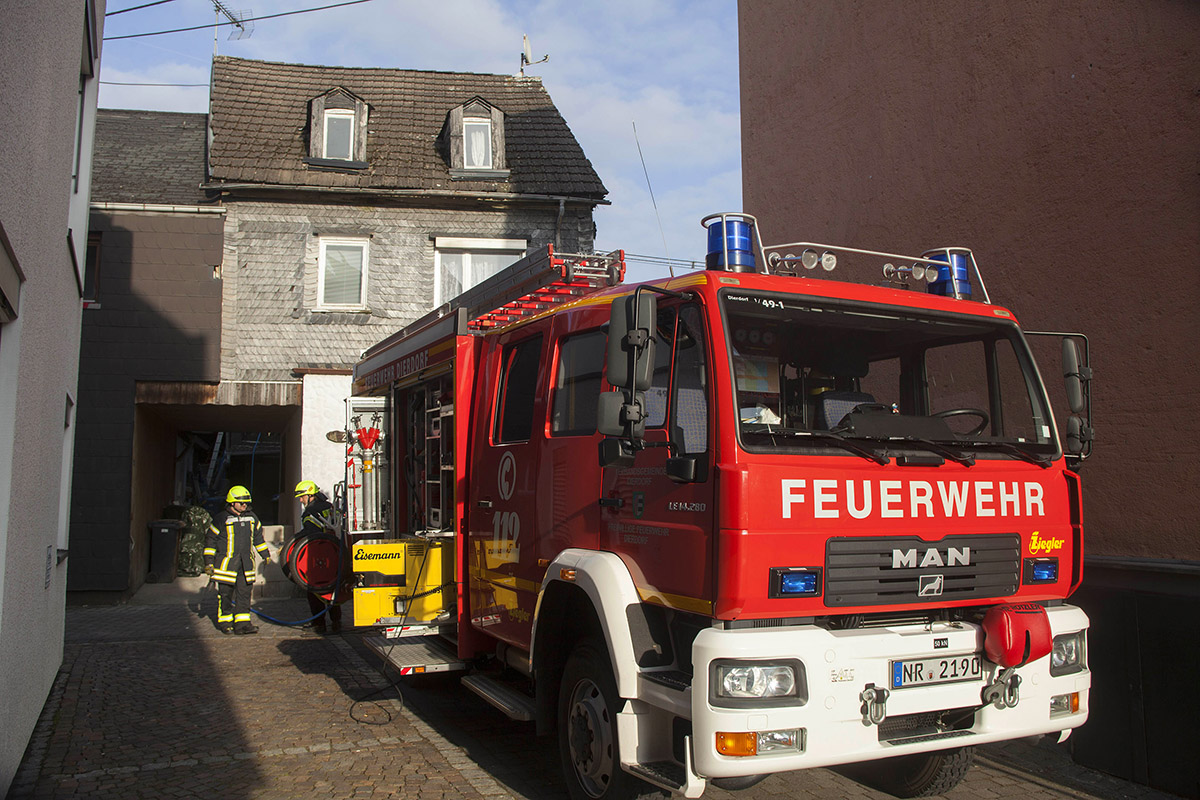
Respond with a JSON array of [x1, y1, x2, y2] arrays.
[[317, 236, 369, 311], [433, 237, 526, 307], [463, 118, 493, 169], [323, 109, 356, 161]]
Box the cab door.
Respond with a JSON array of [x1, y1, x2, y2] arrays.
[[467, 324, 548, 649], [601, 302, 717, 618]]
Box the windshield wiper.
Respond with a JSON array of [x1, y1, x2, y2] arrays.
[[888, 437, 976, 467], [742, 424, 890, 465], [962, 440, 1053, 469]]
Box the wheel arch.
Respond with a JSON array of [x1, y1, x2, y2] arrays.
[[532, 549, 644, 732]]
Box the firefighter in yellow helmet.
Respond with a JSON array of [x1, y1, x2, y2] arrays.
[[294, 480, 342, 634], [204, 485, 271, 635]]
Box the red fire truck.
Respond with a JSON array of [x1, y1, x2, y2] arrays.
[[341, 213, 1092, 799]]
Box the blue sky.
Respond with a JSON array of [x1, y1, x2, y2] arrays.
[[98, 0, 742, 283]]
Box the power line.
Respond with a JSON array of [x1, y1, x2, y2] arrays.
[[624, 253, 704, 272], [104, 0, 377, 40], [107, 0, 182, 16]]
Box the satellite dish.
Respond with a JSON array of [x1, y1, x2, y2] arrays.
[[519, 34, 548, 76]]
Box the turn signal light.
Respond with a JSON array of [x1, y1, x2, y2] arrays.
[[715, 729, 804, 757], [716, 732, 758, 757], [1050, 692, 1080, 717]]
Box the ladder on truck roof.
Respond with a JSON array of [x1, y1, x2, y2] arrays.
[[460, 244, 624, 331], [357, 245, 624, 376]]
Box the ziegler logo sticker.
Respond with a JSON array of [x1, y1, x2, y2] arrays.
[[1028, 530, 1065, 555], [918, 575, 944, 597]]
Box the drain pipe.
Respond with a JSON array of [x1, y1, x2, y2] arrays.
[[555, 198, 564, 251]]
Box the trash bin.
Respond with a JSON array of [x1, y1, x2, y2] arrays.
[[147, 519, 185, 583]]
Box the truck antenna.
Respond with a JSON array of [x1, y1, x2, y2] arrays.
[[633, 121, 673, 277]]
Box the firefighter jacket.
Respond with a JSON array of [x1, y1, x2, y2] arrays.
[[204, 508, 269, 584], [300, 493, 336, 536]]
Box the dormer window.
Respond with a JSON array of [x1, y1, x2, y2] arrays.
[[463, 117, 492, 169], [323, 108, 355, 161], [443, 97, 509, 180], [306, 88, 368, 170]]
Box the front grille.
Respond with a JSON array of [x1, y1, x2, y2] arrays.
[[825, 534, 1019, 607]]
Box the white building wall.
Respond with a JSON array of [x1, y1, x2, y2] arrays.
[[299, 373, 354, 508], [0, 2, 104, 793]]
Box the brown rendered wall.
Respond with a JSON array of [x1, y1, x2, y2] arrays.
[[68, 211, 224, 591], [739, 0, 1200, 561]]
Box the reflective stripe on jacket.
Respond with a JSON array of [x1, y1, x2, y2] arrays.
[[204, 508, 268, 584], [300, 494, 335, 536]]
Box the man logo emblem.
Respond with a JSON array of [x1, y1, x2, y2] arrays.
[[918, 574, 944, 597]]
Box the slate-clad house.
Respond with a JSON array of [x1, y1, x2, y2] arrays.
[[69, 57, 607, 594]]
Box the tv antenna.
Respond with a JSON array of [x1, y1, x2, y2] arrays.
[[212, 0, 253, 56], [519, 34, 548, 76]]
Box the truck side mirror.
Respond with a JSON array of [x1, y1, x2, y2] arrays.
[[1066, 417, 1089, 456], [597, 390, 646, 439], [607, 293, 656, 392], [1062, 339, 1088, 415], [598, 437, 636, 469], [665, 456, 698, 483]]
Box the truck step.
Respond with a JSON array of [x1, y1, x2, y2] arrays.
[[642, 670, 691, 691], [363, 633, 466, 675], [884, 728, 976, 746], [628, 760, 686, 791], [461, 673, 536, 722]]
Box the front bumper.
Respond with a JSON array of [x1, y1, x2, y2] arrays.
[[689, 604, 1090, 779]]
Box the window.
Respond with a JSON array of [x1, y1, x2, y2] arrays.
[[318, 237, 368, 309], [643, 307, 676, 428], [463, 118, 492, 169], [671, 306, 709, 455], [496, 336, 543, 443], [434, 237, 525, 306], [551, 331, 606, 436], [82, 232, 101, 308], [722, 292, 1056, 457], [323, 109, 355, 161]]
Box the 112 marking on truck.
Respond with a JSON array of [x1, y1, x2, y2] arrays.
[[336, 213, 1094, 798]]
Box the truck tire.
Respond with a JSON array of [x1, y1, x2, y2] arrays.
[[558, 639, 658, 800], [840, 747, 975, 798]]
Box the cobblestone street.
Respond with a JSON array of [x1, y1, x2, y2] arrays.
[[7, 596, 1178, 800]]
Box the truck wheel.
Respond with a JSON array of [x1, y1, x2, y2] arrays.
[[558, 640, 656, 800], [841, 747, 974, 798]]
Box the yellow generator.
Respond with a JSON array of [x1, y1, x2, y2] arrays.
[[351, 537, 453, 627]]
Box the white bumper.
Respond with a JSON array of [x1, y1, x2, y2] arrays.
[[688, 604, 1090, 779]]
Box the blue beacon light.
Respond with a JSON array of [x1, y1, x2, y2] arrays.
[[705, 216, 757, 272], [924, 248, 973, 299]]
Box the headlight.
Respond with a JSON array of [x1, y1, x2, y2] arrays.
[[1050, 631, 1085, 676], [710, 660, 807, 708]]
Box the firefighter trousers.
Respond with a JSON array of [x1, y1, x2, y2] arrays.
[[216, 574, 253, 627]]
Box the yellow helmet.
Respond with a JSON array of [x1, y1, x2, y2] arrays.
[[226, 485, 252, 504], [294, 480, 319, 498]]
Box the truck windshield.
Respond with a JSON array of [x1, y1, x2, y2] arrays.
[[721, 291, 1057, 462]]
